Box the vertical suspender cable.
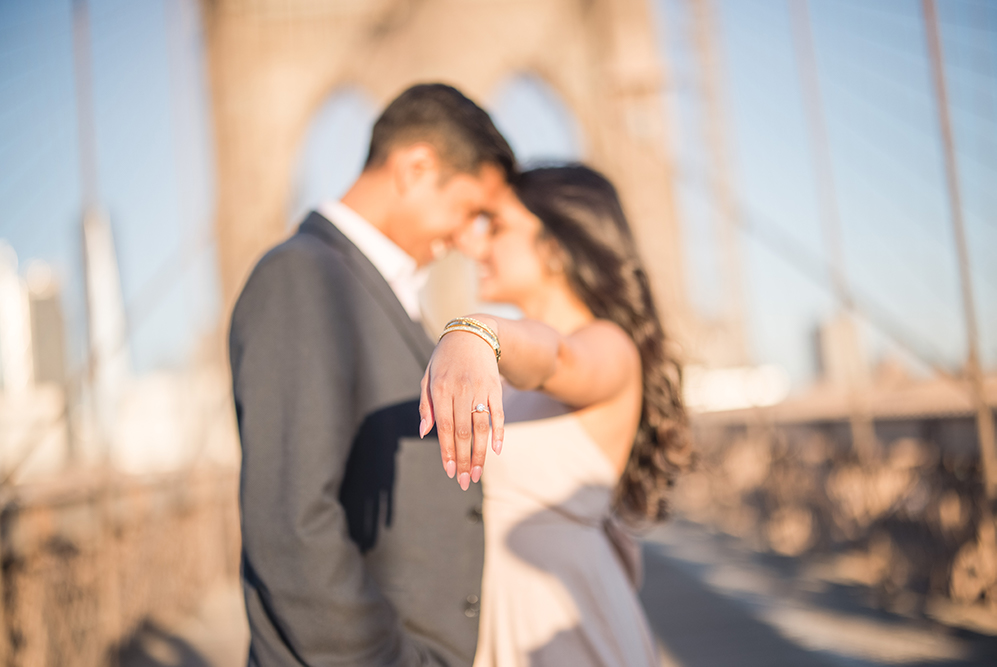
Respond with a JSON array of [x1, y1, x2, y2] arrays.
[[789, 0, 877, 460], [922, 0, 997, 504]]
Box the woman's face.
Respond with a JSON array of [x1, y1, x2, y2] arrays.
[[475, 188, 557, 306]]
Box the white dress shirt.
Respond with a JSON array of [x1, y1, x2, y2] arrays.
[[318, 200, 427, 321]]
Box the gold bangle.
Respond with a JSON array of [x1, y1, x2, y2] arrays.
[[440, 325, 501, 361], [446, 320, 499, 348], [442, 317, 499, 345], [440, 318, 501, 362], [450, 316, 494, 333]]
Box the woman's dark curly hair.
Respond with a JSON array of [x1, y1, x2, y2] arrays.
[[515, 164, 692, 523]]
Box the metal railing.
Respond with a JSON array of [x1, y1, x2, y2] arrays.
[[0, 468, 240, 667]]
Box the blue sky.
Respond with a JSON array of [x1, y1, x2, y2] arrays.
[[0, 0, 994, 386], [658, 0, 996, 382], [0, 0, 215, 374]]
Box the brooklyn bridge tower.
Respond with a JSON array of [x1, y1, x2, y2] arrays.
[[203, 0, 744, 366]]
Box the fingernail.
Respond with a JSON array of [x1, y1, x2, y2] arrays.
[[446, 460, 456, 479], [471, 466, 482, 484], [419, 418, 427, 438], [494, 439, 503, 455], [459, 472, 470, 491]]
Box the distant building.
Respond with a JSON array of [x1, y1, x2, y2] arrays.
[[0, 241, 35, 393], [26, 261, 67, 387], [0, 243, 68, 481], [814, 313, 871, 388], [82, 209, 131, 446]]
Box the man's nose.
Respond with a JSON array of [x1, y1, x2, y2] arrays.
[[453, 215, 488, 259]]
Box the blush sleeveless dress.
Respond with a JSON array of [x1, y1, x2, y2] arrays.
[[472, 389, 658, 667]]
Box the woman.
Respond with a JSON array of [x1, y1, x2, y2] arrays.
[[418, 165, 690, 666]]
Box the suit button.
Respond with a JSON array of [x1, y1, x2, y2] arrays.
[[467, 506, 483, 523], [464, 595, 480, 618]]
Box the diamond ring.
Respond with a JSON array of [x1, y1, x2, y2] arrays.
[[473, 403, 490, 414]]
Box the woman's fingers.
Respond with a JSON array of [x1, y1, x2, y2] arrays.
[[470, 405, 490, 484], [430, 376, 458, 481], [469, 380, 503, 483], [489, 389, 505, 456], [453, 387, 474, 490], [419, 370, 435, 438], [423, 369, 455, 478]]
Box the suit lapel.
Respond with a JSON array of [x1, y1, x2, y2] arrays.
[[298, 212, 435, 367]]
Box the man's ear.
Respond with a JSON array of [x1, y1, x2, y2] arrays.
[[392, 143, 440, 196]]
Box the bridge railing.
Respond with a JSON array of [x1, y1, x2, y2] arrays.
[[0, 467, 240, 667], [678, 408, 997, 617]]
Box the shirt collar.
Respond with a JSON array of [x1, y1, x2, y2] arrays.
[[318, 200, 427, 319]]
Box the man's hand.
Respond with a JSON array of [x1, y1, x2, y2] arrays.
[[419, 328, 505, 490]]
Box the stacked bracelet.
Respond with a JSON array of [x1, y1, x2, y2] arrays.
[[439, 316, 501, 362]]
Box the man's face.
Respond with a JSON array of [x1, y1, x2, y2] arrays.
[[393, 156, 507, 266]]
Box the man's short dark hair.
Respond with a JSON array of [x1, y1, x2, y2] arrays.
[[365, 83, 516, 181]]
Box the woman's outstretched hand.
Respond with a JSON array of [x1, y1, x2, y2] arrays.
[[419, 324, 505, 491]]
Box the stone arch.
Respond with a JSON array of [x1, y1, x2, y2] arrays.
[[488, 71, 584, 163], [288, 85, 378, 225], [205, 0, 696, 350]]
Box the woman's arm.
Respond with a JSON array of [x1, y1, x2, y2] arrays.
[[488, 314, 639, 404], [419, 314, 640, 488]]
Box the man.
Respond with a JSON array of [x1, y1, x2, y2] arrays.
[[229, 84, 515, 666]]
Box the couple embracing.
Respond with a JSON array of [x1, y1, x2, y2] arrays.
[[229, 83, 690, 667]]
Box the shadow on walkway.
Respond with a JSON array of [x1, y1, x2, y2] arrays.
[[640, 525, 997, 667], [640, 544, 839, 667]]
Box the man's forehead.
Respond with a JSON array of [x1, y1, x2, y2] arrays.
[[453, 161, 507, 188], [479, 162, 509, 186], [452, 167, 507, 199]]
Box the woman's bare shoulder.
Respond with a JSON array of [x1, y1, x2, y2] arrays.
[[572, 319, 640, 366]]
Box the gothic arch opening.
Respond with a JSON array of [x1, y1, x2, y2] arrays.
[[288, 86, 378, 226], [208, 0, 697, 358], [488, 73, 585, 164]]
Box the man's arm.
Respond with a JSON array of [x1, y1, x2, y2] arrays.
[[231, 244, 420, 666]]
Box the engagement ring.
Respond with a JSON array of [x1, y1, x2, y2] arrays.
[[473, 404, 490, 414]]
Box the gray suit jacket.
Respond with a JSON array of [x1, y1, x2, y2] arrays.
[[230, 212, 484, 666]]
